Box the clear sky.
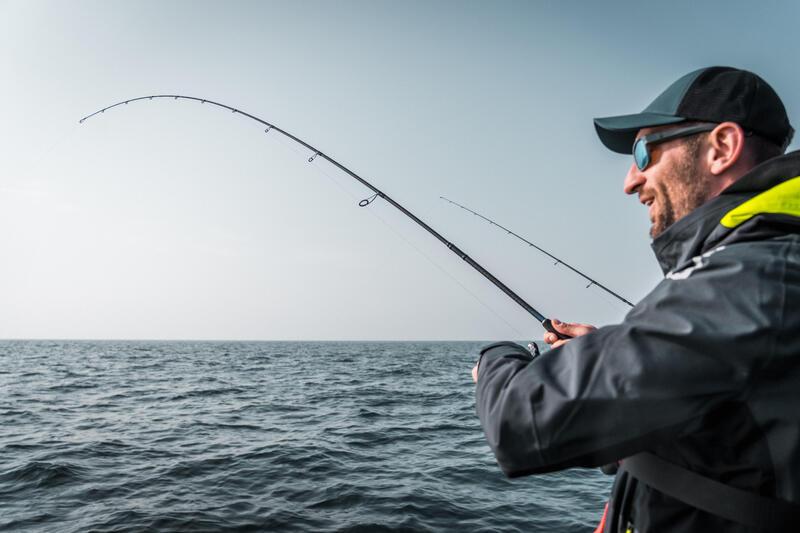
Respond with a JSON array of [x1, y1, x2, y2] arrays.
[[1, 0, 798, 341]]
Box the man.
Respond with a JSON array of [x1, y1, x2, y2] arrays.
[[473, 66, 800, 532]]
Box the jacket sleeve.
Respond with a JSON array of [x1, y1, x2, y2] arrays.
[[476, 247, 770, 477]]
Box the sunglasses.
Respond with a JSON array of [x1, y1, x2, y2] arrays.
[[632, 124, 717, 170]]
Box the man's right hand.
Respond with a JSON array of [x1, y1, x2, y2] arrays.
[[544, 318, 596, 348]]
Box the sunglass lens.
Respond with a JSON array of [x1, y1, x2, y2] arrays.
[[633, 139, 649, 170]]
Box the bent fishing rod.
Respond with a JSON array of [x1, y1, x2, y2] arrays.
[[79, 95, 568, 340], [440, 196, 634, 307]]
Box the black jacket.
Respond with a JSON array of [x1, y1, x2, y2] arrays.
[[476, 152, 800, 532]]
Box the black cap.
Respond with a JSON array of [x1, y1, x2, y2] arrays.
[[594, 66, 794, 154]]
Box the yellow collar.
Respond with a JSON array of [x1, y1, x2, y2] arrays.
[[721, 175, 800, 228]]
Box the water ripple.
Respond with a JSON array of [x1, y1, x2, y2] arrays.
[[0, 340, 611, 532]]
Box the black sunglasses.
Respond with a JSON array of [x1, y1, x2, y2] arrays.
[[632, 124, 717, 170]]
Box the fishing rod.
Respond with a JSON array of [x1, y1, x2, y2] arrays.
[[440, 196, 633, 307], [79, 95, 569, 340]]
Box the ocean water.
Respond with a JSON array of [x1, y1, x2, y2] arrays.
[[1, 340, 612, 532]]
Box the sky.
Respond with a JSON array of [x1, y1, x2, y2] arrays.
[[1, 0, 798, 341]]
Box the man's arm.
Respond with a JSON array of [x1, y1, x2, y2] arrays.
[[475, 249, 760, 477]]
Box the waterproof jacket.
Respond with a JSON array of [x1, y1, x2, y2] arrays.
[[476, 151, 800, 532]]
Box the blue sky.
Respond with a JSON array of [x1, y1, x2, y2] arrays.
[[1, 1, 798, 340]]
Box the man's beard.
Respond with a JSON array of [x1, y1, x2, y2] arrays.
[[650, 153, 711, 238]]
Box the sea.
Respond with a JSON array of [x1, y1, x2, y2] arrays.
[[1, 340, 613, 532]]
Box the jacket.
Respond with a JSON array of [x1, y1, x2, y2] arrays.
[[475, 151, 800, 532]]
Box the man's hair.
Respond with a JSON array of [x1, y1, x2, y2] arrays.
[[746, 134, 784, 165]]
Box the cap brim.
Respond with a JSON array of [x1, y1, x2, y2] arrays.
[[594, 113, 685, 154]]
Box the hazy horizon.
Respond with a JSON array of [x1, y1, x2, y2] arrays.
[[2, 0, 798, 341]]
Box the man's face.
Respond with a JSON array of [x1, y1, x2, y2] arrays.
[[624, 125, 711, 238]]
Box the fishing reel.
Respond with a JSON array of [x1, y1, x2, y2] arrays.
[[527, 342, 541, 358]]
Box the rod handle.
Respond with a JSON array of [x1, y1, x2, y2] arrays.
[[541, 318, 571, 341]]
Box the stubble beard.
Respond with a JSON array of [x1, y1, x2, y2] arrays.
[[649, 150, 711, 239]]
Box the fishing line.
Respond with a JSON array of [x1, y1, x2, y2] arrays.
[[592, 279, 633, 315], [267, 131, 527, 338], [38, 124, 81, 164], [79, 95, 568, 340]]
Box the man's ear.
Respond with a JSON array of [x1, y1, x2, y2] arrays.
[[707, 122, 745, 175]]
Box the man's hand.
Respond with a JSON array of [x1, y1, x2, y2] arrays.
[[473, 321, 596, 381], [544, 318, 596, 348]]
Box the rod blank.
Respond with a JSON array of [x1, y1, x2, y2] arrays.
[[79, 95, 566, 333]]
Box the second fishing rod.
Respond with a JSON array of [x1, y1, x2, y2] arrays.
[[79, 95, 570, 340], [440, 196, 634, 308]]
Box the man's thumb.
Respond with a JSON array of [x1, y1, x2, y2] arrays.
[[552, 318, 595, 338], [551, 318, 574, 335]]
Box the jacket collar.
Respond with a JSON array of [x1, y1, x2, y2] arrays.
[[651, 151, 800, 275]]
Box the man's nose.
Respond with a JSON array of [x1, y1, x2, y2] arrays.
[[623, 163, 646, 195]]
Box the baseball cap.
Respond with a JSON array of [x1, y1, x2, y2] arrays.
[[594, 66, 794, 154]]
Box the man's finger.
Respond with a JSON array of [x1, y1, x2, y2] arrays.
[[551, 318, 571, 333], [552, 318, 596, 337]]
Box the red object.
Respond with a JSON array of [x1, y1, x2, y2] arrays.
[[593, 502, 609, 533]]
